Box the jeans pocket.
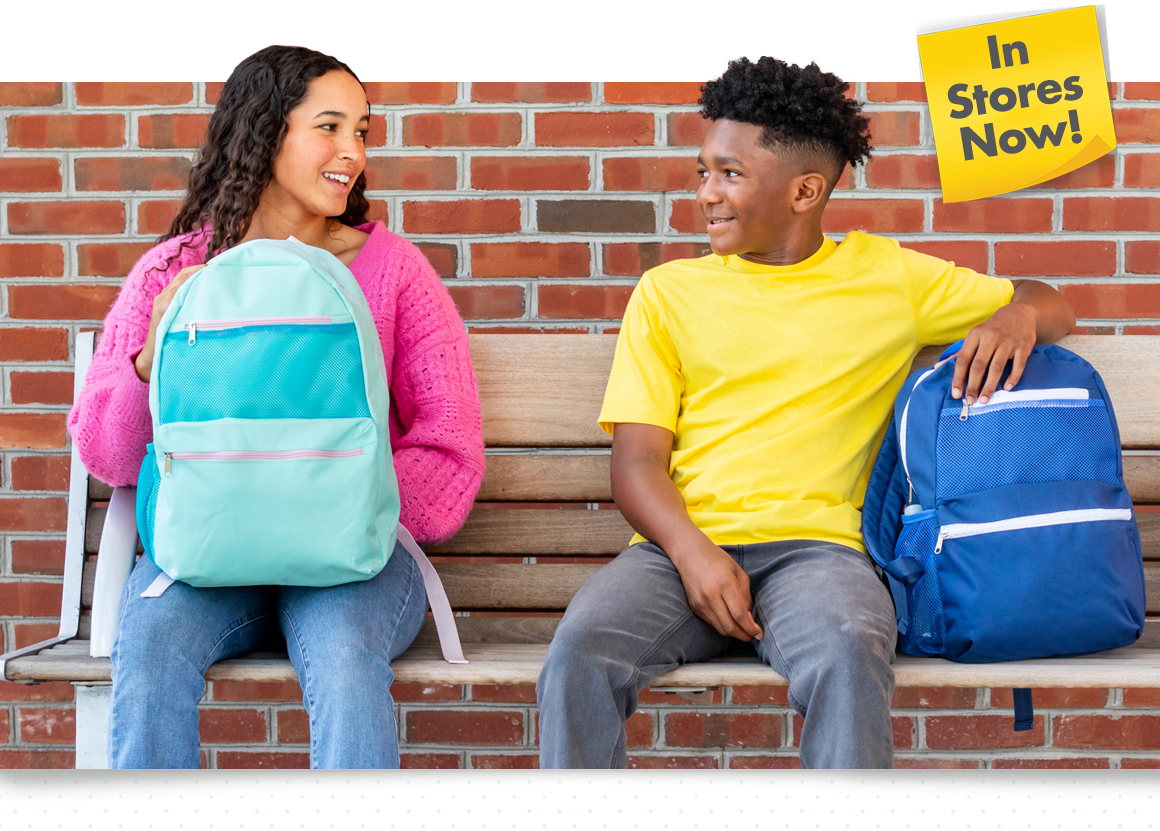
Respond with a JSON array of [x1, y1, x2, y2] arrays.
[[892, 510, 945, 655]]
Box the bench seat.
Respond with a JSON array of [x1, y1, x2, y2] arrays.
[[10, 629, 1160, 689]]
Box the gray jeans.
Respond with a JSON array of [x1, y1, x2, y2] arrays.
[[536, 539, 898, 769]]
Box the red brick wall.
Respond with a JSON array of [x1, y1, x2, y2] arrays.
[[0, 80, 1158, 768]]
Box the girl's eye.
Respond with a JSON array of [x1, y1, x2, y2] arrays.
[[319, 123, 337, 131]]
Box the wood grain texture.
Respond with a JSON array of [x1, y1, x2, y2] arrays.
[[428, 508, 631, 555], [470, 334, 616, 447], [440, 563, 600, 609], [1125, 455, 1160, 504], [478, 453, 612, 502]]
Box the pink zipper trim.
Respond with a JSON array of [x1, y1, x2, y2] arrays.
[[184, 315, 332, 332], [168, 448, 363, 461]]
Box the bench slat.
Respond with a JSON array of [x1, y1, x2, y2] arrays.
[[471, 334, 616, 448], [478, 454, 612, 502], [85, 452, 1160, 510], [440, 563, 599, 609], [428, 509, 632, 556], [10, 626, 1160, 688], [413, 616, 561, 646], [82, 495, 1160, 561], [1061, 336, 1160, 449], [79, 558, 1160, 615], [1125, 456, 1160, 504]]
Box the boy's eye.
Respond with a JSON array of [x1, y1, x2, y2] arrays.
[[697, 169, 708, 178]]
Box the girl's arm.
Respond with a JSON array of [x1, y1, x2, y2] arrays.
[[386, 248, 485, 545], [66, 249, 172, 487]]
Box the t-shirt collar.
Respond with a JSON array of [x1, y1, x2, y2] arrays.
[[722, 236, 838, 274]]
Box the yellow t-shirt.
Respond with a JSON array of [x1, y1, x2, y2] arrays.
[[598, 231, 1015, 553]]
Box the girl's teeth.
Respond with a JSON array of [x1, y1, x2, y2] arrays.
[[324, 173, 350, 184]]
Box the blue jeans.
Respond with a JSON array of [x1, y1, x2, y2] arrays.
[[537, 540, 898, 769], [108, 541, 428, 769]]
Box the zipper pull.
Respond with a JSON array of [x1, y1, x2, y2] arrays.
[[933, 528, 947, 554], [187, 322, 196, 345], [163, 453, 173, 477], [959, 398, 970, 421]]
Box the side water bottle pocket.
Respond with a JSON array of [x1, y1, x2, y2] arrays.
[[886, 510, 945, 655], [135, 443, 161, 563]]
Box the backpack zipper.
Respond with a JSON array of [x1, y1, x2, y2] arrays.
[[183, 315, 338, 345], [956, 387, 1090, 419], [163, 447, 363, 477], [932, 507, 1132, 553]]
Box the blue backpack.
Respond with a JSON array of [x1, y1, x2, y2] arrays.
[[862, 342, 1145, 672]]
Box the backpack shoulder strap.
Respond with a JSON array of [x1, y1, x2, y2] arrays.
[[862, 414, 908, 570]]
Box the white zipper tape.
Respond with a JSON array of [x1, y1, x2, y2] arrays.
[[182, 315, 347, 344], [987, 387, 1088, 403], [899, 366, 939, 487], [933, 507, 1132, 553], [958, 387, 1093, 418]]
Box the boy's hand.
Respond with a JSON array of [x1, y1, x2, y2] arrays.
[[610, 422, 763, 642], [667, 537, 764, 642], [951, 279, 1076, 405], [951, 302, 1037, 405]]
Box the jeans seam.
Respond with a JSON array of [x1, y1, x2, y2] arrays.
[[277, 606, 315, 765], [754, 603, 807, 717], [608, 606, 700, 768], [198, 612, 275, 675], [381, 548, 423, 659]]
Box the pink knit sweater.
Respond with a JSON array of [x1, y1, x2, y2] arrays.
[[66, 221, 485, 544]]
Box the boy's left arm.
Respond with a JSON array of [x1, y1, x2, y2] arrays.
[[951, 279, 1076, 405]]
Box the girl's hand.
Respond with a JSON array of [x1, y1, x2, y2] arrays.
[[133, 265, 205, 382]]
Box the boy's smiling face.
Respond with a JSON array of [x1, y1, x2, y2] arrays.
[[696, 119, 830, 265]]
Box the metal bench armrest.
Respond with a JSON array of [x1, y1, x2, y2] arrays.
[[89, 486, 138, 657]]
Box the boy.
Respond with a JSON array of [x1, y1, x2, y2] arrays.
[[536, 57, 1075, 768]]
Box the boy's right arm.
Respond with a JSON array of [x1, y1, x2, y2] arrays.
[[611, 422, 763, 642]]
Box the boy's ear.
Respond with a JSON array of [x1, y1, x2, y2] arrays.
[[790, 172, 831, 215]]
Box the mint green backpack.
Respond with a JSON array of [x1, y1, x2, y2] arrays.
[[133, 237, 466, 663]]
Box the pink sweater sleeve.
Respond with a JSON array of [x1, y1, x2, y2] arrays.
[[385, 246, 485, 545], [66, 239, 199, 487]]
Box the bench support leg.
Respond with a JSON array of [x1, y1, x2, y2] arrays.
[[73, 683, 111, 769]]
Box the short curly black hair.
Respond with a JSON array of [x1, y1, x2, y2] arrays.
[[700, 57, 872, 185]]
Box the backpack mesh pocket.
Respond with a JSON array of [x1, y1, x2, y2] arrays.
[[158, 323, 371, 423], [936, 401, 1118, 499], [894, 513, 945, 655]]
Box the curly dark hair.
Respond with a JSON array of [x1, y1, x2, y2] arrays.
[[159, 45, 370, 269], [700, 57, 872, 184]]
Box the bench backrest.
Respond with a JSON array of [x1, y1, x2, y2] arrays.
[[79, 335, 1160, 645]]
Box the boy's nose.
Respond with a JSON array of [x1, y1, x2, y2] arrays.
[[696, 175, 722, 205]]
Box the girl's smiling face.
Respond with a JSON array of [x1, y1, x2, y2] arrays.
[[264, 70, 370, 222]]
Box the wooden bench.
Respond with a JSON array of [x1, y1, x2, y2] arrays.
[[2, 331, 1159, 768]]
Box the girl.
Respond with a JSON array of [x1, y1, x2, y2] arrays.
[[67, 45, 485, 769]]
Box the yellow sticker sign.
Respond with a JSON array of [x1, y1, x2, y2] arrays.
[[918, 6, 1115, 203]]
